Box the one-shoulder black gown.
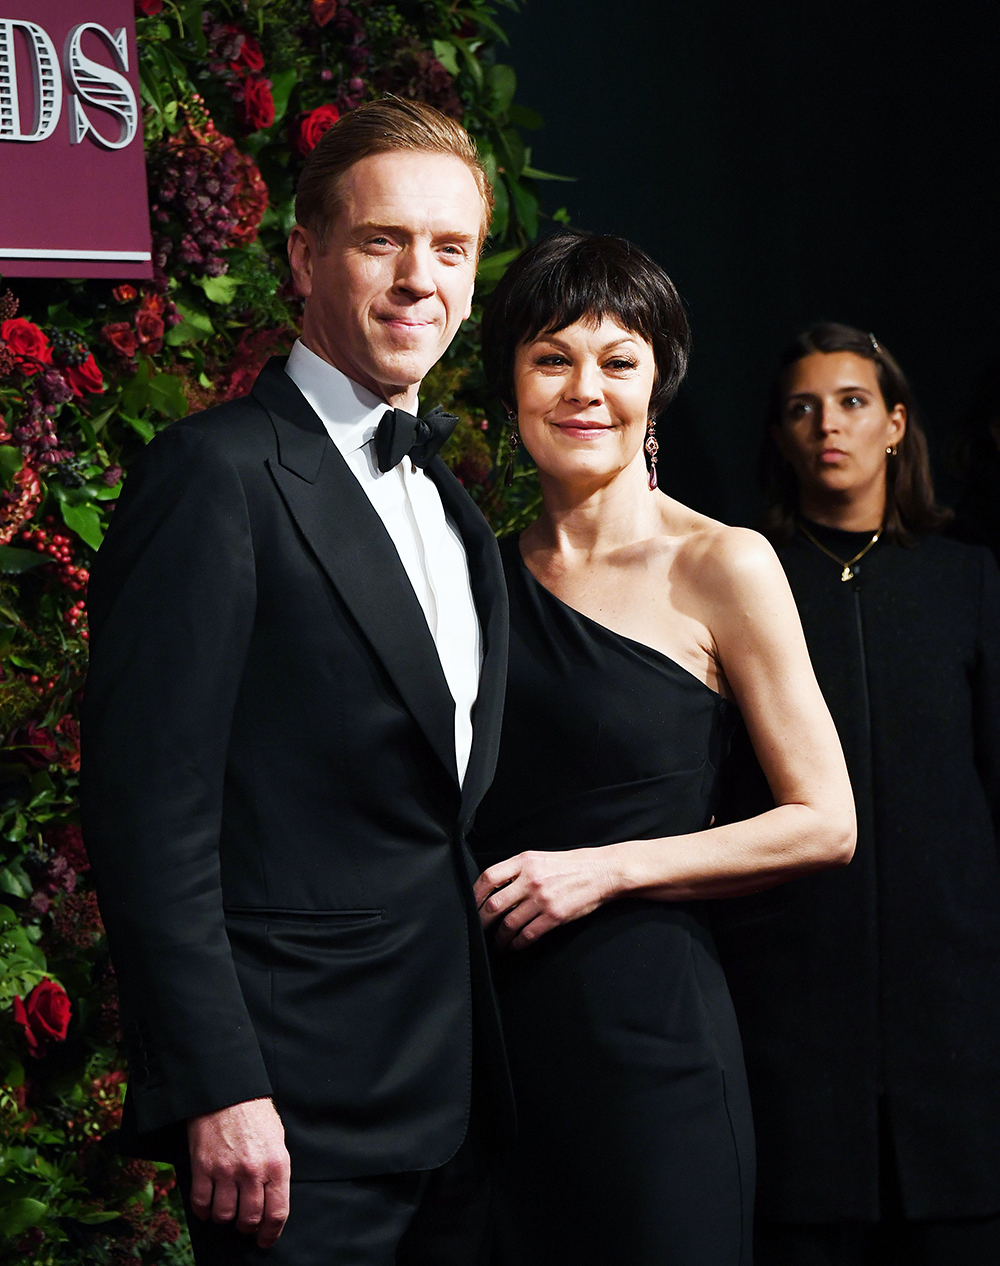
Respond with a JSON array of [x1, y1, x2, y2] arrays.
[[471, 537, 754, 1266]]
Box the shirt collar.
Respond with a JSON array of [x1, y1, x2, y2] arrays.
[[284, 339, 388, 458]]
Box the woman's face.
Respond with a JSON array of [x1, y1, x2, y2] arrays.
[[512, 316, 657, 489], [775, 351, 906, 502]]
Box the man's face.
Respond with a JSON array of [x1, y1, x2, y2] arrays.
[[288, 150, 484, 406]]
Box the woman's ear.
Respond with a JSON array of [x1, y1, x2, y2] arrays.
[[888, 403, 907, 448]]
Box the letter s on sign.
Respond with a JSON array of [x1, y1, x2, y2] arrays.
[[64, 24, 138, 150]]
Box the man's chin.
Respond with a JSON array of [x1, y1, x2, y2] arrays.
[[371, 349, 443, 395]]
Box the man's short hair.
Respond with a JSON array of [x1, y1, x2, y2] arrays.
[[295, 96, 494, 251]]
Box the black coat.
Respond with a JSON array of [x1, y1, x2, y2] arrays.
[[712, 526, 1000, 1222], [81, 359, 511, 1180]]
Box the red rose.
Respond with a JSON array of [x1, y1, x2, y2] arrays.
[[63, 353, 104, 397], [112, 283, 137, 304], [101, 322, 138, 359], [13, 980, 72, 1057], [232, 35, 264, 75], [135, 309, 165, 354], [292, 103, 340, 156], [238, 75, 275, 132], [0, 318, 52, 374], [134, 0, 163, 14], [311, 0, 337, 26]]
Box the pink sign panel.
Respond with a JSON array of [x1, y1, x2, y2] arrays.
[[0, 0, 152, 279]]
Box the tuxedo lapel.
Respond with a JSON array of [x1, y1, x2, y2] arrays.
[[424, 457, 509, 821], [252, 361, 460, 787]]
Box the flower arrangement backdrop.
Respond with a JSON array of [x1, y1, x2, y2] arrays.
[[0, 2, 562, 1259]]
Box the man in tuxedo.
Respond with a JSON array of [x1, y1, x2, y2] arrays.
[[82, 97, 510, 1264]]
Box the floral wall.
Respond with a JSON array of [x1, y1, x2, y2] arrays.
[[0, 2, 557, 1259]]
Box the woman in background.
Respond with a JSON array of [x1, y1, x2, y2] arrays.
[[713, 323, 1000, 1265], [470, 234, 854, 1266]]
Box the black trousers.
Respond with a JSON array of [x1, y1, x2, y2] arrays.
[[180, 1123, 491, 1266]]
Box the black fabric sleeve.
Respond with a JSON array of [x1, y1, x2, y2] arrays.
[[973, 548, 1000, 847], [82, 422, 272, 1137]]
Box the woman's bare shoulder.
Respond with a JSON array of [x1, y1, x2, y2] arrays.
[[657, 506, 787, 610]]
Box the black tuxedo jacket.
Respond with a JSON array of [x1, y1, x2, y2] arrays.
[[82, 358, 512, 1179]]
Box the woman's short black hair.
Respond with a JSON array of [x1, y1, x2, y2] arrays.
[[759, 321, 952, 545], [480, 230, 691, 417]]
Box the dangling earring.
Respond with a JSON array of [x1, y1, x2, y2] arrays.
[[886, 444, 898, 457], [505, 412, 520, 487], [644, 419, 659, 492]]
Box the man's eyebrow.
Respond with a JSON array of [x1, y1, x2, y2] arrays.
[[351, 221, 478, 243]]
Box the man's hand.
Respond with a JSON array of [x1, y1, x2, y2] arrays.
[[187, 1097, 290, 1249]]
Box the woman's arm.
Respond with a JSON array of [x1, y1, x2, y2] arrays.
[[475, 528, 856, 949]]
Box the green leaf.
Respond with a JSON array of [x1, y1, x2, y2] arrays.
[[164, 302, 215, 346], [431, 39, 460, 76], [0, 1197, 48, 1240], [451, 36, 484, 91], [72, 1208, 121, 1225], [477, 248, 520, 283], [123, 415, 155, 444], [509, 103, 543, 131], [0, 865, 31, 899], [499, 128, 526, 178], [0, 445, 22, 487], [86, 404, 117, 434], [507, 177, 539, 238], [149, 372, 187, 419], [488, 173, 510, 241], [522, 165, 575, 182], [486, 63, 517, 115], [269, 68, 297, 127], [120, 358, 152, 416], [0, 546, 46, 575], [195, 274, 243, 306], [59, 501, 105, 551]]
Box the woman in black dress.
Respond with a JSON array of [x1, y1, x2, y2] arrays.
[[712, 324, 1000, 1264], [470, 234, 856, 1266]]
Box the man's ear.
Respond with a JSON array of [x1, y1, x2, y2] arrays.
[[287, 226, 315, 299], [462, 276, 474, 322]]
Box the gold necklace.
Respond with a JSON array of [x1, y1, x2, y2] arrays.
[[798, 521, 882, 582]]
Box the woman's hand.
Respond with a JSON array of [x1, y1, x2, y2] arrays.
[[474, 848, 620, 950]]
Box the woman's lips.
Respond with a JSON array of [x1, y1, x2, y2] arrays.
[[819, 448, 847, 463], [553, 421, 612, 440]]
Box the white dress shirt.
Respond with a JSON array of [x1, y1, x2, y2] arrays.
[[285, 339, 482, 783]]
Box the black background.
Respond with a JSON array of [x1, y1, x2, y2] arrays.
[[502, 0, 999, 525]]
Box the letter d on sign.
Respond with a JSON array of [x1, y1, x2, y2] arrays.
[[0, 19, 62, 141], [65, 23, 138, 150]]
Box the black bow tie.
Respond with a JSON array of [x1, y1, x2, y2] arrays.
[[374, 405, 458, 473]]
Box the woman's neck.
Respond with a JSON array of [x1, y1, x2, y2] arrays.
[[528, 456, 664, 557], [798, 481, 886, 534]]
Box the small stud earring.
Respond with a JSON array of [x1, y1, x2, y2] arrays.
[[645, 420, 659, 491], [886, 444, 898, 457]]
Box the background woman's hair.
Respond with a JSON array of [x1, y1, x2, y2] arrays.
[[480, 230, 691, 417], [759, 321, 952, 546], [295, 95, 493, 250]]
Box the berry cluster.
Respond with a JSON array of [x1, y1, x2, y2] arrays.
[[17, 518, 90, 595], [149, 142, 241, 279], [45, 329, 91, 368]]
